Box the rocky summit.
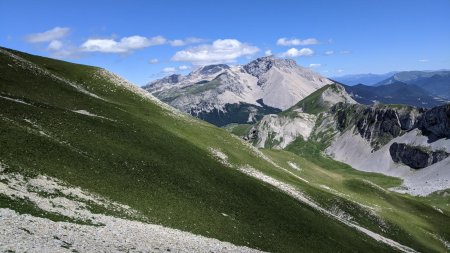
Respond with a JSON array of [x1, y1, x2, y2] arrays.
[[144, 56, 332, 126]]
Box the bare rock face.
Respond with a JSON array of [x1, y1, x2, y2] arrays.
[[243, 56, 297, 82], [198, 64, 230, 75], [418, 104, 450, 141], [332, 104, 422, 150], [389, 142, 449, 169]]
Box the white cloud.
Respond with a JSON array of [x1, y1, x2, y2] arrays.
[[418, 59, 429, 62], [149, 58, 159, 64], [81, 35, 167, 53], [26, 27, 70, 43], [309, 63, 321, 68], [171, 39, 259, 65], [324, 50, 334, 56], [178, 65, 190, 70], [47, 40, 63, 51], [169, 40, 185, 47], [340, 50, 351, 54], [280, 48, 314, 57], [163, 67, 176, 73], [277, 37, 319, 46], [265, 50, 272, 56], [169, 37, 204, 46], [337, 69, 344, 73], [45, 40, 80, 59]]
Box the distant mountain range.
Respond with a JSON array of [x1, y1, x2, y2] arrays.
[[332, 70, 450, 108], [144, 56, 332, 126], [333, 72, 398, 86], [375, 70, 450, 99], [342, 82, 447, 108]]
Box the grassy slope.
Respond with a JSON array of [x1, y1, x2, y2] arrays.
[[231, 81, 450, 252], [281, 84, 333, 116], [275, 138, 450, 252], [222, 123, 253, 136], [0, 48, 399, 252]]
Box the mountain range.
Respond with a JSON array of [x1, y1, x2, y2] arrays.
[[342, 82, 447, 108], [147, 59, 449, 125], [144, 57, 332, 126], [1, 47, 450, 253], [333, 72, 398, 86], [376, 70, 450, 99], [246, 83, 450, 195]]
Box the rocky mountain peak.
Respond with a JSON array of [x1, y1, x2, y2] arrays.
[[243, 56, 298, 78], [194, 64, 230, 76], [164, 74, 183, 83], [143, 74, 183, 92]]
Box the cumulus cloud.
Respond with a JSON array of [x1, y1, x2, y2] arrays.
[[265, 50, 272, 56], [418, 59, 429, 62], [309, 63, 321, 68], [178, 65, 190, 70], [47, 40, 63, 51], [80, 35, 167, 53], [163, 67, 177, 73], [324, 50, 334, 56], [277, 37, 319, 46], [337, 69, 344, 73], [280, 48, 314, 57], [171, 39, 259, 65], [26, 27, 70, 43], [169, 37, 204, 46], [340, 50, 351, 54]]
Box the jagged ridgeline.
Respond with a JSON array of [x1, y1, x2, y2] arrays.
[[334, 71, 450, 107], [1, 47, 450, 252], [247, 82, 450, 195], [144, 56, 332, 126]]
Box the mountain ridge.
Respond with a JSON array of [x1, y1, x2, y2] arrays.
[[245, 83, 450, 195], [144, 56, 333, 126], [343, 81, 447, 108], [376, 70, 450, 99], [333, 72, 398, 86]]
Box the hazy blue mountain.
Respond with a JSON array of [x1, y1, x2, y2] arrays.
[[343, 82, 448, 108], [332, 72, 398, 86], [376, 70, 450, 98]]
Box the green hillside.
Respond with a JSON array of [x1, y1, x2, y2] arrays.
[[1, 47, 448, 252]]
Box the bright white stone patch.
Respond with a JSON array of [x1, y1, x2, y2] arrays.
[[0, 95, 31, 105], [72, 109, 114, 121], [0, 209, 262, 253], [287, 161, 301, 171], [253, 113, 317, 149]]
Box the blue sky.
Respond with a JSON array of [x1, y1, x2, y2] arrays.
[[1, 0, 449, 85]]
